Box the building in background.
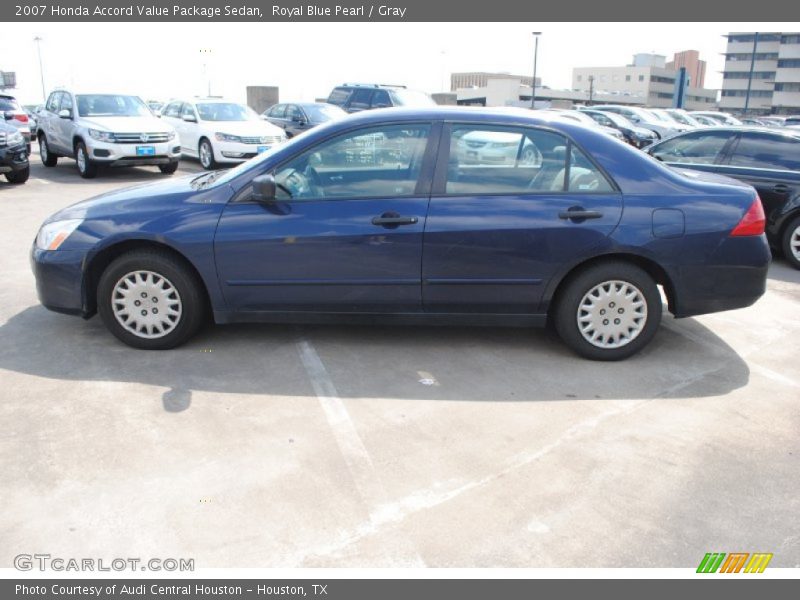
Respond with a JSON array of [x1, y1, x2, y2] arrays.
[[572, 53, 717, 109], [720, 32, 800, 115], [451, 72, 540, 92], [666, 50, 707, 88]]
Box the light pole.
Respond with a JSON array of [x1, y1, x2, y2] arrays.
[[199, 48, 213, 96], [34, 36, 46, 102], [530, 32, 541, 109], [588, 75, 595, 105], [743, 32, 759, 116]]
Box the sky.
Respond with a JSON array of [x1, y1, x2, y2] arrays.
[[1, 22, 795, 106]]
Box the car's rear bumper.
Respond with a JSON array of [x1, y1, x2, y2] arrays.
[[30, 247, 87, 317], [670, 235, 771, 318]]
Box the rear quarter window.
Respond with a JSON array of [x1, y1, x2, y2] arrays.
[[327, 88, 350, 106]]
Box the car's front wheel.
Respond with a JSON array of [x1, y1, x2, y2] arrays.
[[781, 215, 800, 270], [159, 161, 179, 175], [5, 166, 29, 184], [39, 134, 58, 167], [97, 249, 206, 349], [75, 141, 98, 179], [554, 262, 662, 360], [198, 138, 217, 170]]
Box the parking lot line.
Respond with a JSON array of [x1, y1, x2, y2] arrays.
[[296, 337, 425, 565]]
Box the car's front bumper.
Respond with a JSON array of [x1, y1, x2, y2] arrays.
[[30, 247, 88, 317], [0, 143, 29, 174], [214, 140, 277, 163], [87, 139, 181, 167]]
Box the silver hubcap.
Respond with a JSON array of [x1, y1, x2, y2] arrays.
[[77, 146, 86, 172], [200, 142, 211, 168], [790, 226, 800, 262], [577, 280, 648, 349], [112, 271, 182, 339]]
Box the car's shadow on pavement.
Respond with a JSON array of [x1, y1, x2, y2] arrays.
[[0, 305, 750, 411]]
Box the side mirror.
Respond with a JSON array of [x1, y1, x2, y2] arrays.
[[252, 174, 276, 203], [182, 114, 197, 123], [58, 109, 72, 119], [2, 111, 11, 121]]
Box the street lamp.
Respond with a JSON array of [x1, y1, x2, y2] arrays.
[[743, 32, 759, 116], [588, 75, 595, 105], [34, 36, 46, 102], [530, 32, 542, 109], [199, 48, 213, 96]]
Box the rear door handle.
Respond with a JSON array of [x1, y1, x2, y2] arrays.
[[773, 184, 790, 194], [372, 213, 419, 227], [558, 209, 603, 221]]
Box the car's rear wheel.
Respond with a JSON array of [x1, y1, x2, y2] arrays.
[[198, 138, 217, 170], [97, 249, 206, 350], [39, 134, 58, 167], [75, 141, 98, 179], [554, 262, 662, 360], [781, 215, 800, 270], [5, 166, 29, 184]]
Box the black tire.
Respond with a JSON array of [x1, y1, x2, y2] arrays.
[[39, 134, 58, 167], [159, 161, 179, 175], [553, 261, 662, 361], [97, 249, 207, 350], [5, 166, 29, 184], [198, 138, 217, 170], [75, 140, 98, 179], [781, 215, 800, 270]]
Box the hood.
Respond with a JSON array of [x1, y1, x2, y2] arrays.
[[80, 116, 175, 134], [48, 174, 209, 222], [201, 120, 284, 137]]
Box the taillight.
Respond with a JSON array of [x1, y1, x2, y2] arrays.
[[730, 196, 766, 237], [13, 113, 29, 123]]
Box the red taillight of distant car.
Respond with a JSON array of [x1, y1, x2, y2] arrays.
[[13, 113, 29, 123], [730, 196, 766, 237]]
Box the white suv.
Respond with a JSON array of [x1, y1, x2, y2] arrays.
[[37, 90, 180, 178], [161, 97, 286, 169]]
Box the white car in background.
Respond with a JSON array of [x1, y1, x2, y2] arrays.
[[689, 111, 743, 126], [161, 97, 286, 169]]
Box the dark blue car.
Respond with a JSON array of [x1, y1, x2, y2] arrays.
[[31, 108, 770, 360]]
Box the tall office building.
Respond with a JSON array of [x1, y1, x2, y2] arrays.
[[720, 32, 800, 115]]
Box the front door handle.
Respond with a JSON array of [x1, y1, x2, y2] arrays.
[[372, 212, 419, 227], [773, 183, 790, 194], [558, 208, 603, 221]]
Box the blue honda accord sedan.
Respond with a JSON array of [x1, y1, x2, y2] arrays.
[[31, 107, 770, 360]]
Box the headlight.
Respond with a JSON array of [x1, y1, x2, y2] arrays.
[[88, 128, 115, 143], [35, 219, 83, 251], [167, 131, 176, 141], [215, 132, 241, 142]]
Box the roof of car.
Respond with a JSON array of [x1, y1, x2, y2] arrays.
[[658, 126, 800, 139]]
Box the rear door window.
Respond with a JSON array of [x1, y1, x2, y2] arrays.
[[444, 125, 614, 195], [728, 133, 800, 171]]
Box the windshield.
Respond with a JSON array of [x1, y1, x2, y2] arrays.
[[649, 110, 677, 124], [667, 111, 693, 126], [597, 111, 634, 128], [304, 104, 346, 122], [76, 94, 151, 117], [390, 89, 437, 107], [196, 102, 257, 122]]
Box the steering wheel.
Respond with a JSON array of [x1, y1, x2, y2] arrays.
[[303, 166, 325, 197]]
